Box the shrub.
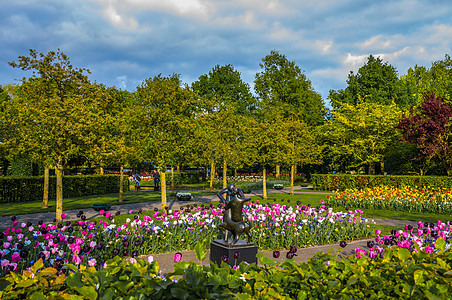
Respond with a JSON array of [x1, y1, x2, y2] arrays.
[[311, 174, 452, 191], [0, 175, 128, 203]]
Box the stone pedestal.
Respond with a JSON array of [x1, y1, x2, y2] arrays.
[[210, 239, 258, 267]]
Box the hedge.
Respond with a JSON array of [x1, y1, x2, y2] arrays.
[[166, 171, 206, 185], [0, 175, 129, 204], [311, 174, 452, 191]]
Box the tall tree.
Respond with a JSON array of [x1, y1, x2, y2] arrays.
[[192, 64, 256, 114], [5, 49, 102, 220], [329, 55, 416, 109], [319, 101, 402, 174], [401, 55, 452, 105], [254, 50, 325, 126], [397, 93, 452, 175], [135, 74, 199, 209]]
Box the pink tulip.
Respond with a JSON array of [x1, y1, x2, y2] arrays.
[[11, 253, 21, 263], [99, 210, 105, 215], [61, 214, 67, 219], [174, 252, 182, 263]]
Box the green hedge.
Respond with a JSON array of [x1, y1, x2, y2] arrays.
[[311, 174, 452, 191], [167, 171, 206, 185], [0, 175, 129, 203], [2, 246, 451, 299]]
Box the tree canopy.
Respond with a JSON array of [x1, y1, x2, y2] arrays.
[[254, 50, 325, 126]]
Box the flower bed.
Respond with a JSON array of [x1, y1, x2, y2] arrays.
[[0, 200, 373, 277], [330, 186, 452, 214]]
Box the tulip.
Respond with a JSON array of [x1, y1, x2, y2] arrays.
[[174, 252, 182, 263], [273, 251, 280, 258]]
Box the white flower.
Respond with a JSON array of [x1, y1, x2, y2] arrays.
[[239, 273, 247, 282]]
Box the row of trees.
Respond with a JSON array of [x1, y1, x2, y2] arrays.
[[1, 50, 452, 220]]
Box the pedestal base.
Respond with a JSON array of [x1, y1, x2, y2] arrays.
[[210, 239, 258, 267]]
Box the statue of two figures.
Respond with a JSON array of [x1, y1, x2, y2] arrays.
[[217, 184, 252, 245]]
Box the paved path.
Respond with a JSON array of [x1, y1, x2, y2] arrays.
[[0, 185, 416, 228], [0, 185, 420, 275]]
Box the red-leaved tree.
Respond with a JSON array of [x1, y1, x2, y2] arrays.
[[397, 94, 452, 175]]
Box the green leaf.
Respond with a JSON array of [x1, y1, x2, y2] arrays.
[[17, 279, 36, 288], [414, 270, 425, 285], [72, 286, 98, 300], [171, 287, 189, 300], [29, 292, 47, 300], [208, 275, 222, 290], [435, 237, 446, 251], [256, 253, 275, 266], [195, 242, 207, 262], [397, 248, 412, 261], [67, 273, 85, 288]]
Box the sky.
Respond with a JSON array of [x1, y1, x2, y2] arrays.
[[1, 0, 452, 103]]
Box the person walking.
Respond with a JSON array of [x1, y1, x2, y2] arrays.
[[153, 170, 160, 191], [134, 173, 141, 191]]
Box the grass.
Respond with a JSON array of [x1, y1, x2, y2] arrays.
[[0, 188, 218, 217]]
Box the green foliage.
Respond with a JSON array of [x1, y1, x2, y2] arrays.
[[311, 174, 452, 191], [319, 101, 402, 174], [254, 50, 325, 126], [0, 175, 128, 203], [2, 247, 452, 299], [330, 54, 416, 109], [167, 171, 206, 185], [192, 64, 256, 114], [5, 159, 33, 176]]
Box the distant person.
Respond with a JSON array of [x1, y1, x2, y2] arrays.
[[153, 170, 160, 191], [134, 173, 141, 191]]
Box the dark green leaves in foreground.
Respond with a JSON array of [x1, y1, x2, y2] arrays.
[[1, 246, 452, 299]]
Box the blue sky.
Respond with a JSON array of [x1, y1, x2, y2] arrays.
[[1, 0, 452, 102]]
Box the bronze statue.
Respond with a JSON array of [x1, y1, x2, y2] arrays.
[[217, 184, 252, 244]]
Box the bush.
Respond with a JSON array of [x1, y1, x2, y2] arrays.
[[311, 174, 452, 191], [2, 247, 451, 299], [167, 171, 206, 185], [0, 175, 129, 203]]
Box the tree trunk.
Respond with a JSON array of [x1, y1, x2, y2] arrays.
[[171, 166, 175, 195], [177, 165, 180, 173], [210, 162, 215, 189], [263, 167, 267, 200], [119, 165, 124, 202], [234, 168, 237, 177], [290, 164, 295, 195], [368, 163, 375, 175], [380, 160, 385, 175], [56, 159, 63, 222], [223, 160, 227, 189], [100, 167, 104, 175], [161, 169, 167, 210], [42, 165, 49, 208], [276, 165, 280, 179]]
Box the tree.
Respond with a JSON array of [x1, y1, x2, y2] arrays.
[[192, 64, 256, 114], [134, 74, 199, 208], [277, 116, 324, 194], [330, 55, 416, 109], [401, 55, 452, 105], [319, 101, 402, 174], [397, 93, 452, 175], [254, 50, 325, 126], [4, 49, 103, 220]]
